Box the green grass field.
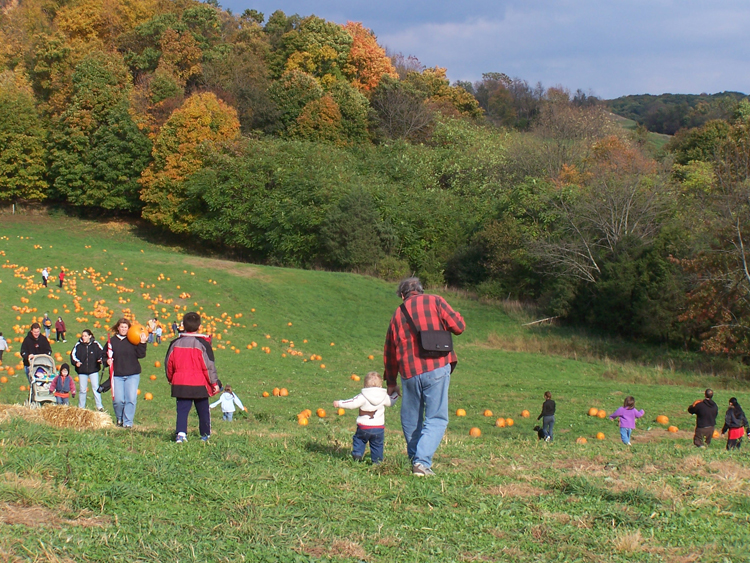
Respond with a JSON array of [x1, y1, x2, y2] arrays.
[[1, 213, 749, 562]]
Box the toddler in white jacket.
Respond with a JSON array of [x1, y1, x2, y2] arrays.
[[210, 385, 245, 421], [334, 371, 398, 463]]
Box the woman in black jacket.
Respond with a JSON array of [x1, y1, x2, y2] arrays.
[[721, 397, 750, 450], [105, 319, 147, 428], [70, 329, 104, 411]]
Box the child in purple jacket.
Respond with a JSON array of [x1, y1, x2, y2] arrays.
[[609, 396, 644, 446]]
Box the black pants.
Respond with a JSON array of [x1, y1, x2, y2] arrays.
[[56, 332, 65, 341], [176, 398, 211, 437]]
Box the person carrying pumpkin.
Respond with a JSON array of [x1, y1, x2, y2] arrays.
[[334, 371, 399, 464], [164, 312, 220, 443], [688, 389, 719, 448]]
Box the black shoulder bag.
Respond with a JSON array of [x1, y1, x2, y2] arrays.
[[400, 303, 453, 357]]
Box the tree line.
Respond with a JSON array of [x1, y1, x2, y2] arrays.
[[2, 0, 750, 359]]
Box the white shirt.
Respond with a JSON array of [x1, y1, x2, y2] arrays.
[[0, 337, 7, 351], [337, 387, 399, 428], [210, 392, 244, 413]]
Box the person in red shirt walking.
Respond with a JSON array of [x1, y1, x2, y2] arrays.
[[58, 269, 65, 288], [164, 311, 220, 443], [384, 277, 465, 476]]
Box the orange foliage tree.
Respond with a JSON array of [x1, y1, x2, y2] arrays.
[[140, 92, 239, 232], [342, 22, 397, 94], [292, 94, 342, 142]]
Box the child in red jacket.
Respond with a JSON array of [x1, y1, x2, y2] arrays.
[[49, 363, 76, 405], [164, 312, 220, 443]]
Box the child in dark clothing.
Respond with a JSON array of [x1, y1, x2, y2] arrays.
[[537, 391, 555, 442], [721, 397, 750, 450], [49, 363, 76, 405]]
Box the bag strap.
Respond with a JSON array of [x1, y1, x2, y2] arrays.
[[400, 300, 446, 334], [399, 303, 420, 336]]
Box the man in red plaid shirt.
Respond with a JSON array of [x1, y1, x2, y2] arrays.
[[385, 277, 465, 476]]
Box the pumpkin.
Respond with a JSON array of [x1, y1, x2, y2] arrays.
[[136, 389, 141, 395], [0, 376, 7, 384], [506, 418, 514, 427], [456, 409, 467, 417], [351, 374, 360, 381], [368, 355, 374, 360], [316, 408, 326, 418], [154, 361, 161, 368], [597, 409, 607, 419], [495, 418, 506, 427], [668, 426, 679, 433], [469, 427, 481, 437], [262, 391, 270, 397], [298, 417, 309, 426], [301, 409, 312, 418], [521, 410, 530, 418], [656, 415, 669, 425], [588, 407, 599, 416], [596, 432, 605, 440], [483, 409, 493, 417], [713, 429, 721, 439], [20, 385, 27, 392], [144, 392, 153, 400], [337, 408, 345, 416], [150, 375, 157, 381], [273, 387, 280, 397], [127, 323, 146, 345], [280, 388, 289, 397], [576, 437, 588, 444]]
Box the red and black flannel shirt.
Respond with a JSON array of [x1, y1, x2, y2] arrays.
[[384, 294, 465, 386]]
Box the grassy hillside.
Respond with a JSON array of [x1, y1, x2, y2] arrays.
[[1, 213, 749, 562]]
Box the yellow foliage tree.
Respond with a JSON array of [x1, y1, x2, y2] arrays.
[[140, 92, 239, 232]]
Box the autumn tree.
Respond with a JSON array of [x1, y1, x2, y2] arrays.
[[271, 15, 352, 85], [0, 70, 48, 202], [292, 94, 342, 142], [268, 69, 323, 133], [341, 22, 396, 94], [140, 92, 240, 232], [49, 50, 151, 211], [534, 136, 666, 284], [678, 117, 750, 355]]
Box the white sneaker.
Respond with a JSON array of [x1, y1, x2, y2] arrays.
[[176, 432, 187, 443], [412, 463, 435, 477]]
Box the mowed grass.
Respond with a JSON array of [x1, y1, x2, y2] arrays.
[[1, 213, 749, 562]]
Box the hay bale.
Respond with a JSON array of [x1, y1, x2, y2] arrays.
[[0, 403, 112, 430]]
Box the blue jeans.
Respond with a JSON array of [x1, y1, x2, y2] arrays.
[[620, 427, 633, 445], [78, 372, 103, 409], [223, 411, 234, 421], [55, 397, 70, 405], [542, 415, 555, 441], [400, 364, 451, 468], [112, 374, 140, 427], [352, 426, 385, 463]]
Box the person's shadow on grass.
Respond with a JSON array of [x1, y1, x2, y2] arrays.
[[304, 440, 351, 460]]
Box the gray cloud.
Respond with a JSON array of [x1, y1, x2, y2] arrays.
[[223, 0, 750, 97]]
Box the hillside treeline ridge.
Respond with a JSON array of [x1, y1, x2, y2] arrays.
[[2, 0, 750, 357]]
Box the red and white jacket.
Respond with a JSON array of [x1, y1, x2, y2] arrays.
[[164, 333, 219, 399]]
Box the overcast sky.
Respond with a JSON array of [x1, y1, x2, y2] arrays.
[[221, 0, 750, 99]]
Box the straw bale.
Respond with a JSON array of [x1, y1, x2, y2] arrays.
[[0, 403, 113, 430]]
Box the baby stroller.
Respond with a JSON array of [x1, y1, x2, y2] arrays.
[[26, 355, 56, 408]]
